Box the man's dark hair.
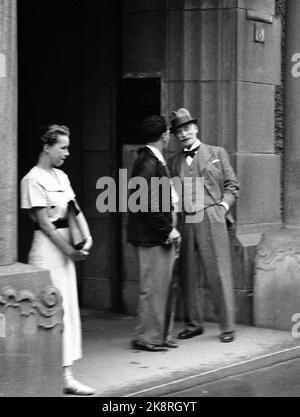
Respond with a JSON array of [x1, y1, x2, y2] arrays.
[[140, 115, 167, 144]]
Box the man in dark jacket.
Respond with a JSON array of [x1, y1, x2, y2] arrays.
[[127, 115, 181, 352]]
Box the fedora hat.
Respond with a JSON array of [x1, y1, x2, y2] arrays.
[[170, 108, 198, 133]]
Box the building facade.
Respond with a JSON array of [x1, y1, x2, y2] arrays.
[[3, 0, 299, 395]]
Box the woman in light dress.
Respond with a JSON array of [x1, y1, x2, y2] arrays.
[[21, 125, 95, 395]]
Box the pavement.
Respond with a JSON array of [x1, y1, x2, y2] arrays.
[[71, 309, 300, 397], [168, 357, 300, 397]]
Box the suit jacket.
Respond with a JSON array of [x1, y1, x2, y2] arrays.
[[168, 143, 239, 225], [127, 147, 173, 246]]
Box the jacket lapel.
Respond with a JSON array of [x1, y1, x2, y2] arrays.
[[175, 152, 186, 179], [195, 143, 212, 174]]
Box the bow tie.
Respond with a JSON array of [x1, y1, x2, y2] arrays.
[[184, 146, 199, 158]]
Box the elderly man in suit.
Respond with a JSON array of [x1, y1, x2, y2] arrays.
[[127, 115, 181, 352], [168, 108, 239, 343]]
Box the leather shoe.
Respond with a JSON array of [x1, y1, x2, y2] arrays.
[[177, 328, 204, 339], [131, 340, 168, 352], [220, 331, 235, 343], [162, 340, 178, 348]]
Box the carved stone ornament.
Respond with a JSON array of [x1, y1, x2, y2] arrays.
[[0, 285, 64, 330], [255, 238, 300, 272], [254, 230, 300, 330]]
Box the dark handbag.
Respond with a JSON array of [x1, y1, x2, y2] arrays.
[[68, 201, 85, 249]]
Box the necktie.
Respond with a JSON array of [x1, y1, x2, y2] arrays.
[[184, 146, 199, 159]]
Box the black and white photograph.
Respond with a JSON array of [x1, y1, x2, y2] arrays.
[[1, 0, 300, 403]]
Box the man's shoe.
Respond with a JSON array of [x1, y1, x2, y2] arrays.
[[131, 340, 168, 352], [162, 340, 178, 348], [220, 331, 235, 343], [177, 328, 204, 339], [64, 379, 96, 396]]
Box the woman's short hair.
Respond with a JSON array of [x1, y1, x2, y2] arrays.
[[36, 124, 70, 153]]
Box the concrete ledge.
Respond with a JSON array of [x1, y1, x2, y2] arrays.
[[0, 263, 51, 292]]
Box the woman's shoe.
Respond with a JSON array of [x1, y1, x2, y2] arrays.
[[64, 378, 96, 395]]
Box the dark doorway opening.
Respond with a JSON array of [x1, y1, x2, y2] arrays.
[[17, 0, 123, 313], [119, 78, 161, 144]]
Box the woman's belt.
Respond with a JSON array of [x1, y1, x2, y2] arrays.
[[33, 218, 68, 230]]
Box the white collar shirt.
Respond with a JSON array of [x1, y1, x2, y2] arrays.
[[146, 145, 179, 208], [184, 138, 201, 166]]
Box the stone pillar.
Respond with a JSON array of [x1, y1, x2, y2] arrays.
[[0, 0, 63, 395], [254, 0, 300, 331], [0, 0, 17, 265]]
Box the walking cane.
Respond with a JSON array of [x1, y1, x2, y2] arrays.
[[163, 238, 181, 341]]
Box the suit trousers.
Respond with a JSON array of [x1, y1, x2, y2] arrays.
[[134, 244, 176, 345], [179, 205, 235, 333]]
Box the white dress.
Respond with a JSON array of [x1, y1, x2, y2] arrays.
[[21, 166, 82, 367]]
